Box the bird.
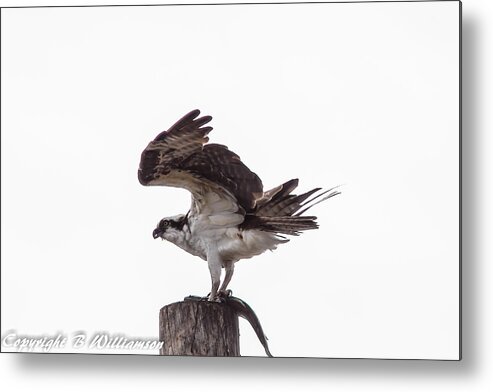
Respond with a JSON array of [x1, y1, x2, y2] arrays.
[[138, 109, 340, 302]]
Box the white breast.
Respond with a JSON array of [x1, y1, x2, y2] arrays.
[[176, 217, 286, 266], [173, 188, 289, 265]]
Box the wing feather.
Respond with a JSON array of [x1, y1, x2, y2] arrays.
[[138, 110, 263, 214]]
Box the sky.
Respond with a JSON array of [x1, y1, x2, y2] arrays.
[[1, 1, 460, 358]]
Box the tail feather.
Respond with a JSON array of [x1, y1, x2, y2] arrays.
[[257, 188, 321, 217], [246, 216, 319, 236], [295, 186, 341, 216], [240, 179, 340, 235], [255, 179, 299, 211]]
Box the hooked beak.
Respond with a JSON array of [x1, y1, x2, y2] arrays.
[[153, 228, 163, 239]]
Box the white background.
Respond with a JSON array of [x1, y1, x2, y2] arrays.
[[0, 0, 490, 390], [1, 0, 459, 359]]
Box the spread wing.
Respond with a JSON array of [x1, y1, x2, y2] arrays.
[[138, 109, 264, 217]]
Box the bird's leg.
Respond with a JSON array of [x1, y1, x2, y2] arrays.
[[218, 263, 234, 299], [209, 278, 220, 302], [206, 246, 222, 302]]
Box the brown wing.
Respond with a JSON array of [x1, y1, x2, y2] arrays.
[[138, 109, 263, 213]]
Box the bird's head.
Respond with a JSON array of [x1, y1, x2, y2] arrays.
[[152, 214, 187, 241]]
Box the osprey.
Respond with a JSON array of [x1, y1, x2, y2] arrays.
[[138, 109, 339, 302]]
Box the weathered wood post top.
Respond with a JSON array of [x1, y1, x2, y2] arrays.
[[159, 299, 240, 356]]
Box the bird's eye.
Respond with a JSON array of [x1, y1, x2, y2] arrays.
[[162, 220, 169, 227]]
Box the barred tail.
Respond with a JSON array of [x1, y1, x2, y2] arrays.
[[246, 215, 319, 236], [240, 179, 340, 236]]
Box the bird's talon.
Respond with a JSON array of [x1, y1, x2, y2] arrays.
[[202, 292, 223, 302], [218, 289, 233, 299]]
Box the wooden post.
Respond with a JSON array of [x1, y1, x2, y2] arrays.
[[159, 299, 240, 356]]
